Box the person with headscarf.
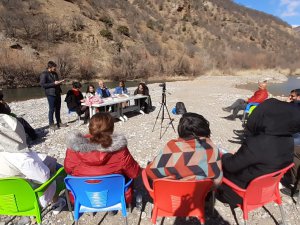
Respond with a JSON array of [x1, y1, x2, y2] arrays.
[[219, 98, 300, 205], [0, 114, 60, 208]]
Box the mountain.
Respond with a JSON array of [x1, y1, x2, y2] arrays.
[[294, 26, 300, 33], [0, 0, 300, 87]]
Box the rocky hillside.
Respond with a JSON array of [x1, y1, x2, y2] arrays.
[[294, 26, 300, 34], [0, 0, 300, 87]]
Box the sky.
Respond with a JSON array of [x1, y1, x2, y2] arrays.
[[234, 0, 300, 27]]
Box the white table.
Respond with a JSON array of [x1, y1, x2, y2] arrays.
[[82, 95, 148, 121]]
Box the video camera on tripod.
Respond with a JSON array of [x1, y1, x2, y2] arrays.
[[152, 82, 175, 138], [159, 82, 166, 92]]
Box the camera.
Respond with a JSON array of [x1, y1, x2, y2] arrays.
[[159, 82, 166, 91]]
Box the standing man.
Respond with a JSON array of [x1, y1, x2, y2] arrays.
[[40, 61, 67, 130]]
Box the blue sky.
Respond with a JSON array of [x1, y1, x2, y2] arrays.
[[234, 0, 300, 26]]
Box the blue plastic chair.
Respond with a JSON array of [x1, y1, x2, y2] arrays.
[[64, 174, 132, 225], [242, 102, 259, 126]]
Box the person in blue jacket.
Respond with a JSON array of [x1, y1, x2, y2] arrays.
[[96, 80, 111, 98], [114, 80, 128, 95]]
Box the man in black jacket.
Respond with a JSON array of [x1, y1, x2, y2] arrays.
[[40, 61, 66, 130]]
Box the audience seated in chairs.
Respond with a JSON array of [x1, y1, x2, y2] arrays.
[[0, 90, 37, 140], [222, 80, 268, 120], [64, 112, 141, 204], [282, 89, 300, 197], [134, 82, 152, 114], [219, 98, 300, 206], [145, 112, 222, 186], [65, 82, 89, 124], [0, 114, 62, 208]]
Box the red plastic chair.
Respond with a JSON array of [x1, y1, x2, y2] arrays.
[[142, 170, 213, 225], [222, 163, 294, 225]]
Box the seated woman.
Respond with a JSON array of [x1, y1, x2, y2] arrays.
[[0, 90, 37, 140], [64, 112, 141, 203], [134, 82, 152, 113], [145, 112, 222, 186], [85, 84, 96, 98], [114, 80, 128, 95], [65, 81, 89, 124], [0, 114, 62, 208], [220, 98, 300, 205]]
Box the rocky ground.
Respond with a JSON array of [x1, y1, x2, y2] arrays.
[[2, 73, 300, 225]]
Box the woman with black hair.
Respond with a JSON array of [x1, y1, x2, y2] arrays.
[[85, 84, 96, 98], [145, 112, 222, 185], [134, 82, 152, 113], [65, 82, 89, 124], [114, 80, 128, 95]]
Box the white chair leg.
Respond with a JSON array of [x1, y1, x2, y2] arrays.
[[65, 190, 74, 220], [279, 204, 287, 225]]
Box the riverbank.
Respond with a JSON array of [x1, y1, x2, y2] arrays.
[[3, 74, 300, 225]]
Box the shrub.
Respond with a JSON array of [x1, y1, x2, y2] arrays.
[[71, 16, 85, 31], [100, 29, 113, 40], [117, 25, 130, 37], [99, 16, 113, 28]]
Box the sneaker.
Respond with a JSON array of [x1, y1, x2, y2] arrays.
[[57, 122, 68, 128], [280, 187, 299, 197], [108, 210, 118, 216], [49, 124, 58, 131], [222, 115, 236, 121], [52, 198, 66, 215], [233, 130, 244, 136], [222, 107, 231, 112]]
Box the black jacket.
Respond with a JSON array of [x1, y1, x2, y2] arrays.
[[222, 98, 300, 188], [40, 71, 62, 96], [65, 90, 83, 111]]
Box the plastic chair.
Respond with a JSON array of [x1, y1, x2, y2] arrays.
[[242, 102, 259, 126], [142, 170, 213, 225], [64, 174, 133, 225], [222, 163, 294, 225], [0, 167, 66, 225], [67, 109, 80, 125]]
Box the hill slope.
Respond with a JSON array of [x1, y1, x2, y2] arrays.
[[0, 0, 300, 87]]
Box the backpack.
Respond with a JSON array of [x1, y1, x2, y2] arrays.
[[175, 102, 187, 115]]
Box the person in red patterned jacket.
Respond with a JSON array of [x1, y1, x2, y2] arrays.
[[145, 113, 222, 186], [222, 80, 268, 120], [64, 112, 141, 203]]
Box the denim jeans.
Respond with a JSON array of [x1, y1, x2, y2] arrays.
[[47, 95, 61, 125]]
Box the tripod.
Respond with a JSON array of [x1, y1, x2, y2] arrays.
[[152, 89, 175, 139]]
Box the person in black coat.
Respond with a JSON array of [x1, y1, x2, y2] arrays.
[[220, 98, 300, 205], [40, 61, 66, 130], [65, 82, 89, 124]]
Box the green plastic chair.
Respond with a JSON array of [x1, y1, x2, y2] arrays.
[[0, 167, 66, 225]]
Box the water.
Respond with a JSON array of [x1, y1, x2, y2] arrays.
[[237, 76, 300, 96], [2, 80, 165, 103]]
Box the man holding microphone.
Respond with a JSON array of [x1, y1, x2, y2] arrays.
[[40, 61, 67, 130]]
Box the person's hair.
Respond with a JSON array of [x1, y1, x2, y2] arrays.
[[72, 81, 82, 89], [120, 80, 125, 91], [47, 61, 57, 69], [294, 89, 300, 96], [86, 84, 95, 93], [0, 90, 3, 101], [178, 112, 211, 139], [138, 82, 147, 94], [89, 113, 114, 148]]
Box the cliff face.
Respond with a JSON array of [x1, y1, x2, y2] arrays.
[[294, 26, 300, 33], [0, 0, 300, 87]]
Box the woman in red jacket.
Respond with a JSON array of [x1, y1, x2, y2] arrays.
[[64, 112, 141, 203]]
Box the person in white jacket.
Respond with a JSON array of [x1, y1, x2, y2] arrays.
[[0, 114, 58, 208]]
